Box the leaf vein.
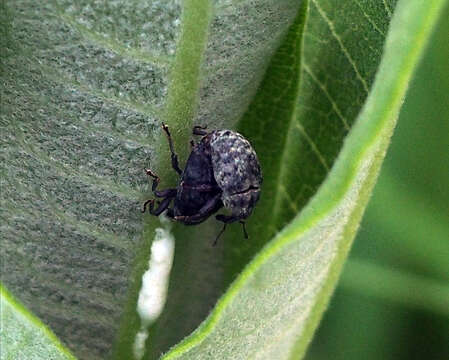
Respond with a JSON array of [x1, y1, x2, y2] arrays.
[[10, 124, 141, 199], [302, 62, 350, 130], [353, 0, 387, 36], [4, 198, 130, 251], [27, 88, 154, 147], [269, 14, 305, 233], [39, 64, 163, 120], [382, 0, 393, 18], [294, 122, 330, 171], [311, 0, 370, 94], [52, 5, 173, 68], [280, 184, 300, 213]]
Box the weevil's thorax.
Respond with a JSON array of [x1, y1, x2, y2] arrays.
[[180, 134, 215, 186]]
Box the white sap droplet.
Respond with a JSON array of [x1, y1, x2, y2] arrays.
[[133, 214, 175, 360]]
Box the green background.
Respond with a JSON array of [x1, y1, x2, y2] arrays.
[[307, 6, 449, 360]]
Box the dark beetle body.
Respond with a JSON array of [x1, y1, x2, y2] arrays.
[[142, 124, 262, 241], [174, 137, 221, 221]]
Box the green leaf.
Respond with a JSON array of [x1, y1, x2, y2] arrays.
[[353, 5, 449, 282], [306, 9, 449, 359], [2, 0, 447, 359], [0, 284, 76, 360]]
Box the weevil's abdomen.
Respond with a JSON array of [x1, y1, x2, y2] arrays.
[[209, 130, 262, 218]]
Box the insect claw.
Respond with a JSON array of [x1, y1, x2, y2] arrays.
[[145, 168, 158, 178], [240, 221, 249, 239], [142, 199, 154, 213], [161, 122, 170, 135]]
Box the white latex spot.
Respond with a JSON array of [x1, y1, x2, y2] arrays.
[[133, 215, 175, 360]]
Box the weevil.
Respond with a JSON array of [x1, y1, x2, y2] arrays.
[[142, 123, 262, 244]]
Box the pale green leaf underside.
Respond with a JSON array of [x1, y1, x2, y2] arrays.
[[1, 0, 302, 359], [161, 0, 448, 358], [0, 285, 76, 360]]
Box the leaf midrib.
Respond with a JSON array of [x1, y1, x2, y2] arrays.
[[112, 1, 214, 358]]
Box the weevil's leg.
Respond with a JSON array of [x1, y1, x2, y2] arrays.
[[145, 169, 177, 198], [166, 207, 175, 219], [215, 214, 249, 240], [213, 223, 227, 246], [141, 199, 154, 213], [145, 169, 160, 192], [154, 188, 177, 198], [192, 124, 208, 136], [174, 192, 222, 224], [240, 221, 249, 239], [149, 196, 174, 216], [143, 167, 177, 214], [215, 214, 241, 223], [161, 123, 182, 175]]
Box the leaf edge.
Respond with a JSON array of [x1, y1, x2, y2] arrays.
[[0, 283, 77, 360]]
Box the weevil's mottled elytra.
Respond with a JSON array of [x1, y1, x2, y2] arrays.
[[142, 124, 262, 244], [210, 130, 262, 220]]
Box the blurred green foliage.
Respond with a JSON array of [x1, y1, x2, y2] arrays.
[[306, 4, 449, 360]]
